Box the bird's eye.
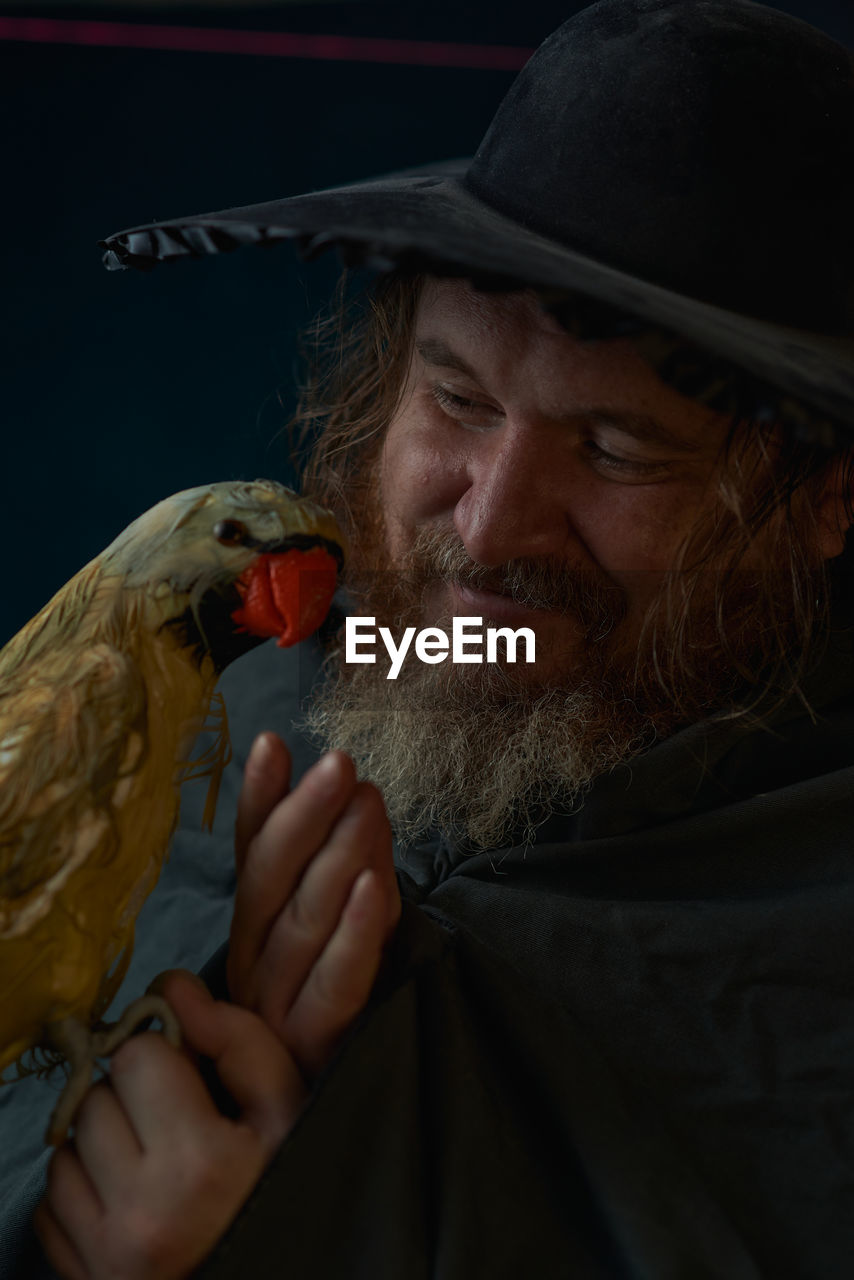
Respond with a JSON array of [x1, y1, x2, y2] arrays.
[[213, 519, 247, 545]]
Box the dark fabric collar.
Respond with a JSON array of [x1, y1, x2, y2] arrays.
[[398, 607, 854, 877]]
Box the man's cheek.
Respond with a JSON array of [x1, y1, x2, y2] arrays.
[[377, 505, 412, 565], [382, 426, 466, 525], [378, 445, 413, 559], [378, 469, 428, 562]]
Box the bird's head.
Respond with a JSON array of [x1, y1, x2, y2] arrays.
[[101, 479, 345, 671]]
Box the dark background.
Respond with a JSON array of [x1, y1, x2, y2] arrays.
[[1, 0, 852, 642]]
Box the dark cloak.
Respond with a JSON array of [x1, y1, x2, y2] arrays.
[[193, 618, 854, 1280]]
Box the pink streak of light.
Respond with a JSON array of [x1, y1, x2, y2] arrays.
[[0, 17, 533, 71]]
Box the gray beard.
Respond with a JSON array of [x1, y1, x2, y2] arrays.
[[299, 516, 789, 851], [300, 645, 659, 851]]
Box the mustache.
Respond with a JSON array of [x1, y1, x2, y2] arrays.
[[402, 526, 627, 641]]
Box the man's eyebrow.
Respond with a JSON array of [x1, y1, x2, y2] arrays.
[[415, 339, 479, 380]]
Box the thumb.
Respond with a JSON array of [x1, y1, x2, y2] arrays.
[[159, 970, 307, 1153]]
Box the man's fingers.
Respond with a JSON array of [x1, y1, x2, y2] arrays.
[[71, 1082, 142, 1204], [159, 971, 306, 1152], [293, 782, 398, 931], [34, 1198, 89, 1280], [250, 781, 396, 1027], [234, 732, 292, 875], [35, 979, 306, 1280], [41, 1144, 103, 1276], [229, 751, 358, 1003], [283, 867, 390, 1078], [108, 1031, 219, 1152]]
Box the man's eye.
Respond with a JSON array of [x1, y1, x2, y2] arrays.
[[430, 384, 497, 424], [582, 440, 672, 480]]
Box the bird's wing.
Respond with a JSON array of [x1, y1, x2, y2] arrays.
[[0, 642, 148, 935]]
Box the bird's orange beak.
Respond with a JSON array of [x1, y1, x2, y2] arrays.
[[231, 546, 338, 647]]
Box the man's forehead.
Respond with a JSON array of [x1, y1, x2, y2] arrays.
[[412, 277, 617, 393], [416, 277, 564, 340]]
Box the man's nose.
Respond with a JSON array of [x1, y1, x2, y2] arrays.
[[452, 426, 574, 567]]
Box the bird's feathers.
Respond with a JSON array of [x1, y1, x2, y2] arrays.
[[0, 479, 343, 1083]]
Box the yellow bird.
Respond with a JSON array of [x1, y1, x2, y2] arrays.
[[0, 479, 343, 1142]]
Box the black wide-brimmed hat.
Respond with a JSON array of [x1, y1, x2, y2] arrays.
[[102, 0, 854, 447]]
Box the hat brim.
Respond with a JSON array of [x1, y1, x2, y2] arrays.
[[101, 164, 854, 449]]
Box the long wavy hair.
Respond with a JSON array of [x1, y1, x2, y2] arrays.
[[293, 270, 853, 724]]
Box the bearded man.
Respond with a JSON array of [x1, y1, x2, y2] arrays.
[[296, 272, 851, 853], [8, 0, 854, 1277]]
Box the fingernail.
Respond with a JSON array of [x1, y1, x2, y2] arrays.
[[248, 732, 274, 769], [306, 751, 342, 793], [147, 968, 210, 998]]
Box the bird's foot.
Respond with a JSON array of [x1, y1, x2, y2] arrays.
[[90, 993, 181, 1056], [45, 995, 181, 1145]]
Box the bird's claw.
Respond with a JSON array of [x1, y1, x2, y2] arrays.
[[44, 994, 181, 1145]]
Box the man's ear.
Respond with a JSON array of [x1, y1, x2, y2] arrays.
[[814, 452, 853, 562]]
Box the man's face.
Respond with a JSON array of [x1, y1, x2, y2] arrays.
[[378, 278, 733, 683], [305, 277, 810, 849]]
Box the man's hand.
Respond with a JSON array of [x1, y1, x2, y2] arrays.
[[34, 972, 305, 1280], [229, 733, 401, 1079]]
